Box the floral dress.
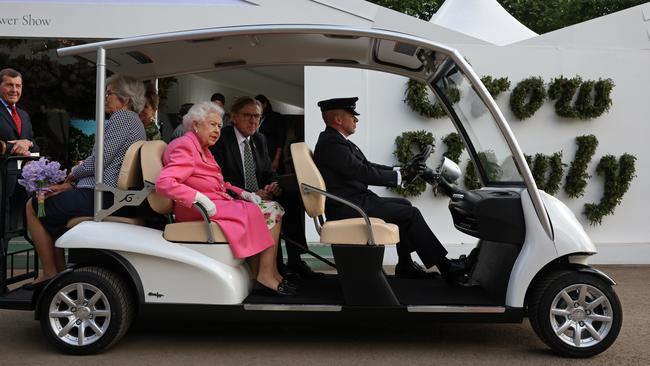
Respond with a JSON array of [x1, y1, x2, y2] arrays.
[[256, 200, 284, 230]]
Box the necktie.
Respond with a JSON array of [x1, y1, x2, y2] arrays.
[[243, 139, 259, 192], [10, 105, 22, 135]]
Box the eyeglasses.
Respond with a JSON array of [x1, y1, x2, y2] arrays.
[[239, 112, 261, 121], [105, 91, 120, 98]]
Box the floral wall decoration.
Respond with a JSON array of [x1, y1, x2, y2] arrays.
[[404, 79, 460, 119], [390, 130, 435, 197], [584, 154, 636, 225], [548, 76, 614, 119], [509, 76, 547, 120], [404, 75, 615, 121], [397, 73, 635, 224], [525, 152, 565, 195], [564, 134, 599, 198], [480, 76, 511, 98]]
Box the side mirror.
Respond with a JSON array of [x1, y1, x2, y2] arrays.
[[439, 157, 461, 183]]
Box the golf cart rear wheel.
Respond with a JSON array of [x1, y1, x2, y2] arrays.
[[528, 270, 622, 358], [39, 267, 135, 355]]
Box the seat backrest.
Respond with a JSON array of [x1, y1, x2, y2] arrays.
[[290, 142, 326, 218], [140, 140, 174, 214], [117, 140, 146, 190]]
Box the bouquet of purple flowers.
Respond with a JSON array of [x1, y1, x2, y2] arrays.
[[18, 158, 67, 218]]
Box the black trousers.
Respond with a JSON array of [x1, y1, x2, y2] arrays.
[[327, 195, 448, 269], [276, 191, 307, 266]]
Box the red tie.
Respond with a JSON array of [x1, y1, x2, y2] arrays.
[[10, 105, 22, 136]]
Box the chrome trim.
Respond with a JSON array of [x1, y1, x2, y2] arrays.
[[244, 304, 342, 312], [407, 306, 506, 313], [301, 183, 376, 245]]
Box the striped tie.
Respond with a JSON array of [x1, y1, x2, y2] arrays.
[[243, 139, 259, 191]]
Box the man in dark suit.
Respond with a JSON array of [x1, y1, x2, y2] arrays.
[[210, 96, 322, 278], [313, 97, 465, 281], [0, 68, 39, 238], [0, 68, 38, 157]]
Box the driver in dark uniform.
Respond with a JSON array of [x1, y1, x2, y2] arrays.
[[313, 97, 466, 281]]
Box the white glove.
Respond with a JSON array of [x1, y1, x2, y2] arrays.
[[194, 192, 217, 217], [240, 191, 262, 204]]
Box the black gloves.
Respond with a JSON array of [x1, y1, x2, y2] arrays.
[[402, 161, 426, 184], [401, 145, 434, 185], [421, 167, 440, 184]]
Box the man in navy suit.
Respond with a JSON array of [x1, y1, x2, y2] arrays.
[[0, 68, 39, 237], [211, 96, 322, 278], [0, 68, 38, 156], [313, 97, 466, 281]]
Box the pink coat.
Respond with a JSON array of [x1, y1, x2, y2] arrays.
[[156, 132, 274, 258]]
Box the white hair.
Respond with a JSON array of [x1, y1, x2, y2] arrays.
[[182, 101, 225, 131], [106, 74, 146, 113]]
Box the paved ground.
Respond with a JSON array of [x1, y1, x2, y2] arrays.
[[1, 265, 648, 366]]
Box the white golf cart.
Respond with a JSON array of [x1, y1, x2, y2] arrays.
[[0, 25, 621, 357]]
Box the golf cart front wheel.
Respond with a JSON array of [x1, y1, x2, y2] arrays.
[[38, 267, 135, 355], [528, 270, 622, 358]]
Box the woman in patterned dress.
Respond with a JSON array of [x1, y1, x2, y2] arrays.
[[25, 74, 146, 286]]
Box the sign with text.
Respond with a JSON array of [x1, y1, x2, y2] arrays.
[[0, 0, 252, 38]]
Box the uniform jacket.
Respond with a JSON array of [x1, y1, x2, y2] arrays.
[[313, 126, 398, 215], [210, 125, 278, 190], [156, 132, 274, 258]]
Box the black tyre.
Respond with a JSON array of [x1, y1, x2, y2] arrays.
[[528, 270, 622, 358], [38, 267, 135, 355]]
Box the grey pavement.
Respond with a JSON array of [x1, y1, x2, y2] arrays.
[[1, 265, 648, 366]]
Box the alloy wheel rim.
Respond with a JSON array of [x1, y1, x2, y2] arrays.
[[549, 283, 613, 348], [48, 282, 111, 346]]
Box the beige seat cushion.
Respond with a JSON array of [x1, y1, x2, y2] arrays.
[[164, 221, 228, 243], [66, 216, 145, 229], [320, 218, 398, 245]]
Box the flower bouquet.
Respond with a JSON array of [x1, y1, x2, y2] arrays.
[[18, 158, 67, 218]]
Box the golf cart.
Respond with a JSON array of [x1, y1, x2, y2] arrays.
[[0, 25, 621, 358]]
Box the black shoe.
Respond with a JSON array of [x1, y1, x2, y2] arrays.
[[280, 278, 299, 291], [287, 260, 324, 279], [441, 257, 469, 285], [253, 280, 296, 296], [394, 261, 439, 279]]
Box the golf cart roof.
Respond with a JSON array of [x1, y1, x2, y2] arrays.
[[57, 24, 461, 82]]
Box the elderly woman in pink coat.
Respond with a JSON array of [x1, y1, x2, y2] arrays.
[[156, 101, 295, 296]]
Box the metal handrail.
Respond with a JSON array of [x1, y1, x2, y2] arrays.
[[300, 183, 376, 246], [192, 202, 215, 244]]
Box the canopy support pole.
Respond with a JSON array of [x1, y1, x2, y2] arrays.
[[94, 47, 106, 219]]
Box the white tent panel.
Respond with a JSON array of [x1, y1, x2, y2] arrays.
[[429, 0, 537, 46]]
